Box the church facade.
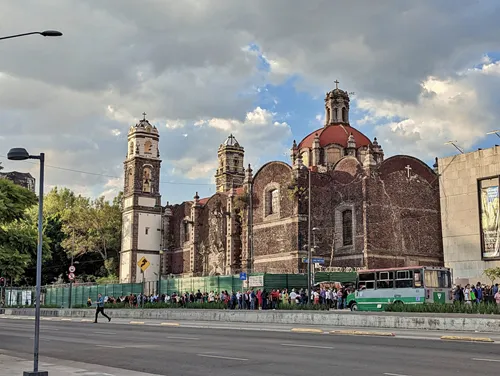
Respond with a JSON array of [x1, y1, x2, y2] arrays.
[[120, 86, 444, 283]]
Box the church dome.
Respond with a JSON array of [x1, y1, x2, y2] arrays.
[[298, 124, 372, 150]]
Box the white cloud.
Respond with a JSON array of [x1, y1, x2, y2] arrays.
[[356, 60, 500, 159]]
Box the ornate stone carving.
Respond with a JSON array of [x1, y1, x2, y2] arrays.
[[201, 205, 227, 276]]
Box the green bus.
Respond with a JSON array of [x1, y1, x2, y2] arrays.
[[346, 266, 452, 311]]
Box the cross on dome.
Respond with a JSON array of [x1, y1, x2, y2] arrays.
[[142, 112, 147, 120], [223, 133, 240, 146], [334, 80, 340, 89]]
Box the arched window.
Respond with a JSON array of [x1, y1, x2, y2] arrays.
[[342, 210, 353, 246], [127, 169, 134, 192], [342, 107, 348, 122], [268, 189, 279, 215], [144, 140, 152, 154], [143, 167, 152, 193], [129, 142, 134, 157]]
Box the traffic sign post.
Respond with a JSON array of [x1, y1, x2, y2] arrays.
[[68, 272, 75, 281], [68, 265, 76, 309], [239, 272, 247, 281], [68, 265, 76, 273]]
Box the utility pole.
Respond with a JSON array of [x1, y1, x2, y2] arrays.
[[307, 168, 312, 304], [68, 229, 74, 309]]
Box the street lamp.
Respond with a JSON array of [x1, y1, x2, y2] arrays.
[[0, 30, 62, 41], [8, 148, 46, 376]]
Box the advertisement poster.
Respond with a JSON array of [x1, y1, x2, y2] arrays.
[[480, 184, 500, 258]]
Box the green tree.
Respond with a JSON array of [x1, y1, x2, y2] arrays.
[[0, 178, 39, 283], [484, 267, 500, 285], [62, 194, 122, 277]]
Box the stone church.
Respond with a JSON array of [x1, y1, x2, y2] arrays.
[[119, 86, 444, 283]]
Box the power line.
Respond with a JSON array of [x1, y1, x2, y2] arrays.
[[0, 154, 213, 186]]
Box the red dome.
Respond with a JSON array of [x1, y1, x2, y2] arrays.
[[298, 124, 372, 149]]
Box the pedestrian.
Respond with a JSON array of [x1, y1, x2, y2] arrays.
[[94, 293, 111, 323]]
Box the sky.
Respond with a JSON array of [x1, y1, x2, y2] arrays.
[[1, 1, 500, 204]]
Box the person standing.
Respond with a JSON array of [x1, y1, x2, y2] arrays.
[[94, 293, 111, 323]]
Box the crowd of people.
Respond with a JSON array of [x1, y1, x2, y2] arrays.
[[452, 283, 500, 304], [88, 286, 352, 310]]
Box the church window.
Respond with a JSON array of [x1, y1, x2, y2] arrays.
[[183, 221, 190, 242], [127, 169, 134, 192], [143, 167, 152, 193], [342, 210, 353, 246], [144, 140, 152, 154], [267, 189, 279, 215], [145, 227, 149, 235], [342, 107, 348, 122]]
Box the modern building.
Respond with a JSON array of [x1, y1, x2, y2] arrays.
[[438, 145, 500, 284], [0, 171, 35, 192], [120, 85, 444, 283]]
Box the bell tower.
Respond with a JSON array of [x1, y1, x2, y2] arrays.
[[324, 80, 350, 126], [215, 134, 245, 192], [120, 113, 163, 284]]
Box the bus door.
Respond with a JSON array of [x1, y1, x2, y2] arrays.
[[423, 269, 452, 304]]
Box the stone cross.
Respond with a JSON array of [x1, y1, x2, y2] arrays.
[[405, 165, 412, 178], [142, 112, 147, 120], [334, 80, 339, 89]]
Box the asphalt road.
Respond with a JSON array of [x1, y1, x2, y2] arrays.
[[0, 317, 498, 376]]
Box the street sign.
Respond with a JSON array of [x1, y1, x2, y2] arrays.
[[239, 272, 247, 281], [302, 257, 325, 264], [69, 265, 76, 273], [68, 272, 75, 281], [138, 256, 150, 272]]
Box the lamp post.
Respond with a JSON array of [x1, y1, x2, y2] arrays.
[[0, 30, 62, 41], [312, 228, 319, 288], [158, 249, 164, 297], [307, 167, 312, 304], [7, 148, 46, 376]]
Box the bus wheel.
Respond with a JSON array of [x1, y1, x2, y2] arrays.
[[393, 300, 404, 308], [350, 303, 358, 311]]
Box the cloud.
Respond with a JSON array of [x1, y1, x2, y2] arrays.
[[357, 60, 500, 159], [164, 107, 292, 180], [1, 0, 499, 201]]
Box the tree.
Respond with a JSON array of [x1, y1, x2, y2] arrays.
[[61, 193, 122, 277], [484, 267, 500, 285], [0, 178, 39, 283]]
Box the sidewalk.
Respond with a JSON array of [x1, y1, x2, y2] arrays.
[[0, 352, 162, 376]]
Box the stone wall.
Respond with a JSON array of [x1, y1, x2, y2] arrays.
[[366, 156, 443, 268], [439, 146, 500, 283], [252, 162, 299, 272]]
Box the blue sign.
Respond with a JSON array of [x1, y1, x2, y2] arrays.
[[239, 272, 247, 281], [302, 258, 325, 264]]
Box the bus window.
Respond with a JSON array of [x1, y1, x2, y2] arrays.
[[424, 270, 451, 288], [358, 273, 375, 290], [376, 271, 394, 289], [395, 270, 414, 288], [414, 271, 422, 288]]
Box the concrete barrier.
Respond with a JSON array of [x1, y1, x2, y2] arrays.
[[3, 308, 500, 332]]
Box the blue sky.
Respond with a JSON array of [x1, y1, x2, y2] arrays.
[[0, 1, 499, 204]]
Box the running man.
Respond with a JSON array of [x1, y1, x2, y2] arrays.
[[94, 293, 111, 323]]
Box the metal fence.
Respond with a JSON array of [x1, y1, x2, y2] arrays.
[[4, 272, 356, 308]]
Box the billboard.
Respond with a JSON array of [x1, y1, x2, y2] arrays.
[[479, 178, 500, 259]]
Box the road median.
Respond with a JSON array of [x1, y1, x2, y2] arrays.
[[331, 330, 395, 337], [3, 307, 500, 333]]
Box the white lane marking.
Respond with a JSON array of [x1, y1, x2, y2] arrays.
[[167, 336, 199, 340], [384, 373, 411, 376], [281, 343, 334, 349], [197, 354, 248, 361], [472, 358, 500, 363], [94, 331, 117, 335], [96, 345, 125, 349]]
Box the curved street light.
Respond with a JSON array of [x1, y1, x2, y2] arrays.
[[8, 147, 45, 376], [0, 30, 62, 41]]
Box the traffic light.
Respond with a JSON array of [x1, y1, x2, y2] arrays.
[[0, 277, 5, 287]]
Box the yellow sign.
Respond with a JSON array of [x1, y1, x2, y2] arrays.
[[137, 256, 150, 272]]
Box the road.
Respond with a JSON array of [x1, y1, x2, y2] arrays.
[[0, 316, 499, 376]]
